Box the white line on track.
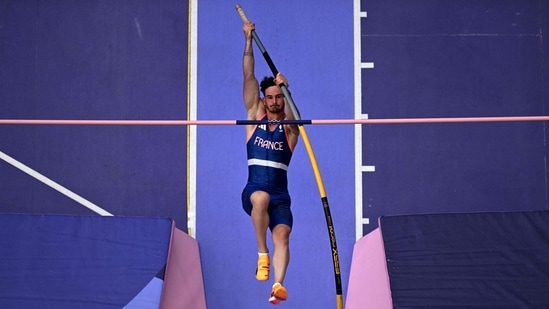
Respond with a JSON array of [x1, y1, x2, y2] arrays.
[[0, 150, 113, 216]]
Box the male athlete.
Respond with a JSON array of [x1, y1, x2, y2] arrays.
[[241, 20, 300, 305]]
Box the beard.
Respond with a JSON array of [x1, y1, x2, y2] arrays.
[[266, 104, 284, 114]]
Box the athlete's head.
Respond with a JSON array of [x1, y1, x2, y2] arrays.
[[260, 76, 284, 114]]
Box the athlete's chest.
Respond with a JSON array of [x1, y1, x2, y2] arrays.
[[251, 124, 287, 151]]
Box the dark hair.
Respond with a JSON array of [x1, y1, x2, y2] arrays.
[[259, 76, 276, 96]]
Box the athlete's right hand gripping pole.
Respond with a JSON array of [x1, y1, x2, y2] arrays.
[[235, 5, 343, 309]]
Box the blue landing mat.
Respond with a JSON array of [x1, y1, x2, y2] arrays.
[[381, 211, 549, 307], [0, 214, 172, 309]]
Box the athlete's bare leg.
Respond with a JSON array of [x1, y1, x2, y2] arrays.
[[271, 223, 291, 284], [250, 191, 270, 253]]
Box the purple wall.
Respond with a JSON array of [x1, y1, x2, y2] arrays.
[[360, 0, 549, 235], [0, 0, 188, 229]]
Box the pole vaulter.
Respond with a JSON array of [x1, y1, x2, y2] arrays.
[[235, 5, 344, 309]]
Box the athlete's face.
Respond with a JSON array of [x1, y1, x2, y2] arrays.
[[263, 86, 284, 114]]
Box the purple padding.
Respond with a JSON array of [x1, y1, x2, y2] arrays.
[[346, 227, 392, 309], [0, 214, 171, 309], [381, 211, 549, 307], [160, 227, 206, 309]]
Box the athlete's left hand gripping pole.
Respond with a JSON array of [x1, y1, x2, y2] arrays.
[[235, 5, 344, 309]]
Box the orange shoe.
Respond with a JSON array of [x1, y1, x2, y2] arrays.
[[255, 254, 270, 281], [268, 282, 287, 305]]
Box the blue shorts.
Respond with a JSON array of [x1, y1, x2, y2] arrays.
[[241, 184, 293, 230]]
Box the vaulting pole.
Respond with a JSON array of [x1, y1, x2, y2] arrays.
[[235, 5, 344, 308]]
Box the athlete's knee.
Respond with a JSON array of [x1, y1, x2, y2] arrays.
[[272, 225, 291, 244], [250, 191, 270, 210]]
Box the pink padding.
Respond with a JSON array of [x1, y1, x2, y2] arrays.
[[160, 227, 206, 309], [345, 228, 393, 309]]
